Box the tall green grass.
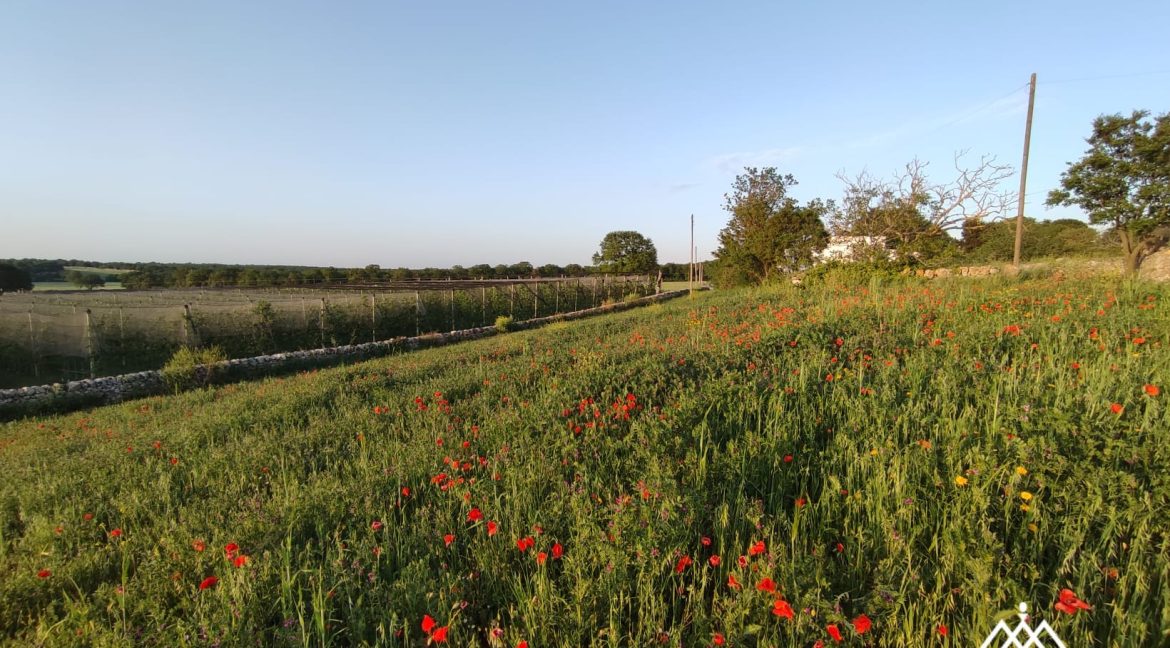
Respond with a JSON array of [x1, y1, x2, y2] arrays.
[[0, 277, 1165, 646]]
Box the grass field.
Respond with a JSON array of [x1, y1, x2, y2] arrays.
[[0, 276, 1166, 646], [32, 281, 124, 292]]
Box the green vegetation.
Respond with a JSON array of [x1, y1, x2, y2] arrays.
[[1047, 110, 1170, 275], [1, 277, 1165, 646], [160, 346, 227, 393]]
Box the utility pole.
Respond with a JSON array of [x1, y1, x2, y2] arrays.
[[1012, 73, 1037, 268], [689, 214, 694, 295]]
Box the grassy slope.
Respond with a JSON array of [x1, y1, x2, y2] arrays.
[[0, 278, 1167, 647]]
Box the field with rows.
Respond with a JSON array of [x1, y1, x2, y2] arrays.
[[0, 276, 1166, 646]]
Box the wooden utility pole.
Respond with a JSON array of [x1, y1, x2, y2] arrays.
[[1012, 73, 1037, 268], [689, 214, 695, 295]]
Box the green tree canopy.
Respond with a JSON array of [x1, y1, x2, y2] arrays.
[[0, 263, 34, 291], [64, 270, 106, 290], [592, 231, 658, 274], [1047, 110, 1170, 274], [713, 168, 829, 285]]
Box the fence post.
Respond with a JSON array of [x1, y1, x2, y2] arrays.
[[481, 287, 486, 326], [450, 289, 455, 332], [118, 305, 126, 368], [84, 308, 96, 378], [555, 281, 560, 313], [533, 284, 538, 319], [27, 310, 39, 379], [371, 294, 377, 344], [510, 284, 515, 317], [319, 298, 327, 349], [415, 291, 420, 337]]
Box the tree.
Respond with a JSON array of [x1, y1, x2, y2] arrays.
[[833, 153, 1015, 259], [592, 231, 658, 274], [1046, 110, 1170, 274], [713, 168, 829, 285], [64, 270, 105, 290], [0, 263, 34, 291]]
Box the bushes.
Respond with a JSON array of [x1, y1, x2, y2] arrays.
[[161, 346, 227, 393], [801, 259, 917, 287]]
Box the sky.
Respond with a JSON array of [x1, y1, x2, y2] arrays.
[[2, 1, 1169, 268]]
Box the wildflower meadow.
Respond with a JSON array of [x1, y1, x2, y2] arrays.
[[0, 276, 1166, 646]]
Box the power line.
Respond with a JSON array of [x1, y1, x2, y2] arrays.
[[1044, 70, 1170, 85]]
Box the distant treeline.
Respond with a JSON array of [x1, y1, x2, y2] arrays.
[[0, 259, 697, 290]]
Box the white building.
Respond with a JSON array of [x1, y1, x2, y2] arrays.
[[814, 236, 890, 263]]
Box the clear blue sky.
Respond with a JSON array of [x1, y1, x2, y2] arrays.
[[2, 1, 1168, 267]]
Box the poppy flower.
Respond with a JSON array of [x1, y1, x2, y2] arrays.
[[83, 513, 94, 521], [1110, 403, 1124, 415], [757, 577, 776, 593], [852, 614, 872, 634], [192, 539, 206, 552], [371, 520, 383, 531], [467, 508, 483, 522], [233, 554, 249, 568], [109, 528, 122, 539], [727, 574, 742, 589], [827, 624, 843, 642], [708, 555, 721, 567], [431, 626, 448, 642], [748, 540, 766, 556], [199, 576, 218, 590], [1145, 384, 1160, 397], [422, 615, 436, 634], [1055, 589, 1091, 615], [536, 551, 548, 565], [701, 536, 712, 546], [487, 521, 498, 537], [224, 543, 239, 558], [772, 599, 794, 619], [713, 632, 725, 646], [938, 624, 948, 636], [444, 534, 455, 547], [552, 542, 563, 559], [401, 486, 411, 498], [675, 555, 693, 574], [37, 569, 51, 579]]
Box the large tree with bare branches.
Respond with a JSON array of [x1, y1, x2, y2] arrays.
[[832, 152, 1015, 258]]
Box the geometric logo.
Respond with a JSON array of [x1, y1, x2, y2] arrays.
[[978, 603, 1066, 648]]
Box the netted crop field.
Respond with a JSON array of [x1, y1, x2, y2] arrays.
[[0, 276, 1166, 646], [0, 277, 651, 388]]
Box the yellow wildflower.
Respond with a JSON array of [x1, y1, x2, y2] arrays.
[[955, 476, 969, 486]]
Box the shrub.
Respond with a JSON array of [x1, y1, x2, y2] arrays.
[[494, 315, 514, 333], [161, 346, 226, 393]]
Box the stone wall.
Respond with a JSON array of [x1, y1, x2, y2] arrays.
[[0, 290, 688, 419]]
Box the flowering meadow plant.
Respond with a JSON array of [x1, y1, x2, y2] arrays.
[[0, 278, 1165, 645]]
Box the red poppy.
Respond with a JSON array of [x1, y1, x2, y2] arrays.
[[727, 574, 742, 589], [233, 555, 249, 568], [401, 486, 411, 498], [1110, 403, 1124, 415], [444, 534, 455, 547], [852, 613, 872, 634], [467, 508, 483, 522], [422, 615, 436, 634], [552, 542, 563, 559], [516, 537, 534, 552], [487, 521, 498, 537], [109, 528, 122, 539], [938, 624, 948, 636], [783, 455, 793, 463], [518, 642, 528, 648], [536, 551, 548, 565], [748, 540, 766, 556], [701, 536, 712, 546], [224, 542, 240, 558], [431, 626, 448, 642], [757, 577, 776, 593], [37, 569, 51, 579], [1145, 384, 1160, 397], [1054, 589, 1091, 615], [199, 576, 218, 590], [772, 599, 794, 619], [713, 632, 725, 646], [675, 555, 693, 574], [827, 624, 843, 642], [192, 539, 206, 552], [83, 513, 93, 521], [371, 520, 383, 531], [708, 555, 721, 567]]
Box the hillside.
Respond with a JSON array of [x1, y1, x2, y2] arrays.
[[1, 276, 1166, 646]]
